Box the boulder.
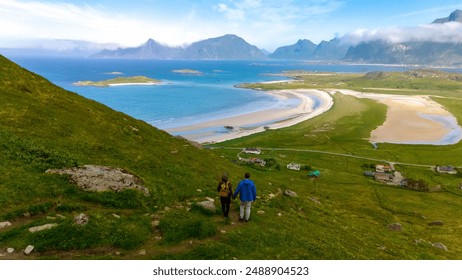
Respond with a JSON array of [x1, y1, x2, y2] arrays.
[[0, 221, 12, 229], [7, 248, 14, 254], [29, 223, 58, 233], [197, 200, 216, 212], [432, 242, 448, 251], [74, 213, 89, 225], [23, 245, 34, 255], [46, 165, 149, 196], [284, 189, 298, 197]]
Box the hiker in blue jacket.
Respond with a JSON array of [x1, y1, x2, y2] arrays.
[[233, 172, 257, 222]]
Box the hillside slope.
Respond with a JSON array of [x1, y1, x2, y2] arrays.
[[2, 56, 462, 260], [0, 55, 246, 257]]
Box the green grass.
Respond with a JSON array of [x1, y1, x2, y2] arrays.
[[2, 54, 462, 259], [158, 209, 218, 244]]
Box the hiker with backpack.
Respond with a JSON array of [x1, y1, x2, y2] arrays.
[[217, 173, 233, 218], [233, 172, 257, 222]]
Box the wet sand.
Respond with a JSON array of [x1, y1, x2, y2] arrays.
[[334, 89, 462, 145], [166, 89, 333, 143]]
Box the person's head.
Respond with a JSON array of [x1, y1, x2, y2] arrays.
[[221, 173, 228, 182], [245, 172, 250, 179]]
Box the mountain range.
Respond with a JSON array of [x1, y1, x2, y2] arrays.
[[3, 10, 462, 65], [93, 34, 267, 60]]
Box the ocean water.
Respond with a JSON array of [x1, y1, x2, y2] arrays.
[[7, 56, 462, 143]]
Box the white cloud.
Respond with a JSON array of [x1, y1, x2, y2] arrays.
[[217, 3, 246, 20], [342, 22, 462, 45], [212, 0, 344, 49], [0, 0, 199, 47], [0, 0, 344, 51], [215, 0, 342, 23]]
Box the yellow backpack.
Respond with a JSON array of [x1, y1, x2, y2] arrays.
[[219, 181, 230, 197]]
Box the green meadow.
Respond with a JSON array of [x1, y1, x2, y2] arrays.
[[1, 55, 462, 259]]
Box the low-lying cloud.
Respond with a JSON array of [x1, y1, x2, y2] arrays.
[[342, 22, 462, 45]]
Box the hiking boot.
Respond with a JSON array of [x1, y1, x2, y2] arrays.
[[239, 218, 244, 222]]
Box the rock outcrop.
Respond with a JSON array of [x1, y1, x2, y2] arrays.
[[74, 213, 89, 226], [46, 165, 149, 196]]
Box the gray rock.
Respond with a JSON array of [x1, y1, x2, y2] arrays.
[[29, 223, 58, 233], [74, 213, 89, 225], [197, 200, 216, 212], [284, 189, 298, 197], [7, 248, 14, 253], [46, 165, 149, 196], [0, 221, 12, 229], [432, 242, 448, 251], [23, 245, 34, 255], [388, 223, 403, 231]]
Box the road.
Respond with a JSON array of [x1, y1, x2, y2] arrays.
[[208, 146, 436, 169]]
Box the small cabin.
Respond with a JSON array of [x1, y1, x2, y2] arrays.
[[287, 163, 301, 171], [250, 158, 266, 166], [374, 172, 393, 182], [376, 165, 392, 173], [436, 165, 457, 175], [244, 148, 261, 155]]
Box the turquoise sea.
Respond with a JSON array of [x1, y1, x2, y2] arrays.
[[7, 56, 462, 143]]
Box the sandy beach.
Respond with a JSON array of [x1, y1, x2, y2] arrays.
[[166, 89, 333, 143], [166, 86, 461, 145], [334, 89, 462, 145]]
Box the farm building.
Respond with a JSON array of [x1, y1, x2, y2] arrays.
[[376, 165, 392, 173], [244, 148, 261, 155], [287, 163, 301, 171], [436, 165, 457, 174], [374, 172, 393, 182]]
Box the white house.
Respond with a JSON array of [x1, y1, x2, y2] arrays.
[[287, 163, 301, 171], [244, 148, 261, 155], [436, 165, 457, 175]]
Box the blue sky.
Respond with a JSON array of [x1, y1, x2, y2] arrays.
[[1, 0, 462, 51]]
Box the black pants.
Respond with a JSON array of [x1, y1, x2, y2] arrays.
[[220, 196, 231, 217]]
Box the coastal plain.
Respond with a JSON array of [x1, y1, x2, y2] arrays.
[[176, 70, 462, 146]]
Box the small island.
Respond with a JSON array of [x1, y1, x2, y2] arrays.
[[104, 71, 123, 75], [172, 69, 203, 75], [74, 76, 161, 87]]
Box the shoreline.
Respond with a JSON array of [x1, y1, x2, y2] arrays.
[[167, 87, 462, 145], [334, 89, 462, 145], [166, 89, 334, 143]]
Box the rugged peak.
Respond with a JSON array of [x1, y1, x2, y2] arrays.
[[432, 9, 462, 23]]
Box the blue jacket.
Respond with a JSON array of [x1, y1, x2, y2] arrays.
[[233, 179, 257, 202]]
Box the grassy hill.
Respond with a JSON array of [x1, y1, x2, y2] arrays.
[[0, 55, 248, 258], [2, 55, 462, 260]]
